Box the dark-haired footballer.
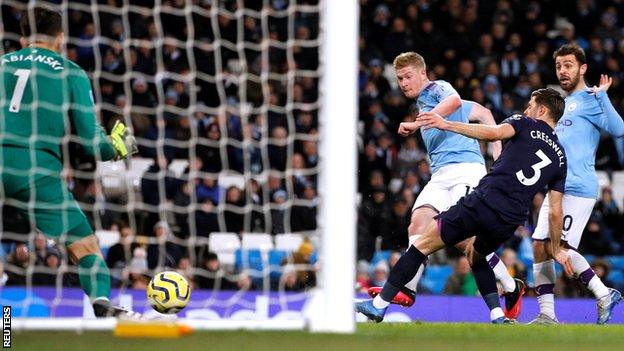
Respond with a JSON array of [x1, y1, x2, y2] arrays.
[[529, 44, 624, 325], [0, 7, 137, 317], [356, 88, 573, 324]]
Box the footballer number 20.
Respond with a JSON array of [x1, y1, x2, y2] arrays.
[[516, 149, 552, 186], [9, 69, 31, 113]]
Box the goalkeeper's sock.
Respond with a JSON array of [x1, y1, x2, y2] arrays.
[[78, 254, 111, 302]]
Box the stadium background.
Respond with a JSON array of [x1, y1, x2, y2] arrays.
[[1, 0, 624, 312]]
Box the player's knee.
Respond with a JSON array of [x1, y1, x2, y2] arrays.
[[67, 234, 102, 263]]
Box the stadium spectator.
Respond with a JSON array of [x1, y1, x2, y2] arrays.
[[176, 257, 196, 289], [33, 232, 50, 265], [290, 184, 318, 232], [224, 186, 245, 234], [106, 224, 139, 270], [371, 261, 389, 287], [279, 264, 306, 292], [123, 246, 150, 290], [579, 219, 613, 257], [280, 238, 317, 289], [444, 257, 478, 296], [146, 221, 184, 270], [500, 248, 527, 284], [6, 243, 35, 286], [355, 260, 372, 294], [32, 248, 63, 286], [195, 252, 236, 290], [595, 187, 621, 237]]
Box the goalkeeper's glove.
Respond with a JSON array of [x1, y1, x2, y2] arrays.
[[110, 120, 138, 160]]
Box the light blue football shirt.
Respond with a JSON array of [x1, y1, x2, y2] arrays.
[[556, 89, 624, 198], [416, 80, 484, 173]]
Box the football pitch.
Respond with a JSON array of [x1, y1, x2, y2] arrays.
[[12, 323, 624, 351]]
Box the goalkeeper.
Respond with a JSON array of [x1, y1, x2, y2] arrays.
[[0, 7, 137, 317]]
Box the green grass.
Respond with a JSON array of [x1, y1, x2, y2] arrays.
[[12, 323, 624, 351]]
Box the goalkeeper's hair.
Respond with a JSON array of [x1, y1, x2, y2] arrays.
[[393, 52, 426, 71], [20, 7, 63, 38]]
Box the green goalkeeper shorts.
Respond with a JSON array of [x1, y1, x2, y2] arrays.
[[1, 146, 93, 245]]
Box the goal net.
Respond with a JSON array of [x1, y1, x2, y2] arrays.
[[0, 0, 356, 333]]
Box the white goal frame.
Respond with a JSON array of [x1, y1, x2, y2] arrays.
[[10, 0, 358, 334]]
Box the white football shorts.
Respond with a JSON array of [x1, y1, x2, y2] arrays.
[[531, 193, 596, 249], [412, 162, 486, 213]]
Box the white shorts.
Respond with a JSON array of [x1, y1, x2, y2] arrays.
[[412, 163, 486, 213], [531, 194, 596, 249]]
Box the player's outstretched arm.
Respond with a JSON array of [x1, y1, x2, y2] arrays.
[[468, 102, 502, 160], [547, 190, 574, 277], [591, 74, 624, 137], [418, 111, 515, 141]]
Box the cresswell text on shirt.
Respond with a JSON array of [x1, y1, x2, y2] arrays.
[[530, 130, 565, 166]]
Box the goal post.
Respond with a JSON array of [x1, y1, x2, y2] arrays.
[[305, 0, 358, 333]]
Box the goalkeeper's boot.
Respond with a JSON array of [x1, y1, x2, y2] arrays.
[[354, 299, 387, 323], [503, 278, 526, 319], [527, 313, 559, 325], [597, 288, 622, 325], [367, 287, 415, 307], [491, 316, 517, 324], [93, 299, 142, 319]]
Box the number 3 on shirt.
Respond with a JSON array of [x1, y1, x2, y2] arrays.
[[516, 149, 552, 186], [9, 69, 31, 113]]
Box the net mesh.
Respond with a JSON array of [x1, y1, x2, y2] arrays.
[[0, 0, 321, 320]]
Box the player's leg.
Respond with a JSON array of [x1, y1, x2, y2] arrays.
[[450, 181, 514, 293], [464, 240, 508, 323], [529, 194, 559, 324], [403, 206, 436, 289], [367, 178, 448, 306], [356, 219, 446, 322], [558, 196, 621, 324], [31, 168, 137, 318], [466, 201, 521, 324], [449, 166, 524, 319]]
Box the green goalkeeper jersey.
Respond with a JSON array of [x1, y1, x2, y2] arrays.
[[0, 46, 115, 162]]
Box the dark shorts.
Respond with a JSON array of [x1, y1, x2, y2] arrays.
[[436, 192, 518, 255]]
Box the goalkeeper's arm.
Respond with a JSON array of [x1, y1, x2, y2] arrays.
[[69, 68, 136, 161]]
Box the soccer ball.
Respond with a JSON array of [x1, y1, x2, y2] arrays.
[[147, 271, 191, 314]]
